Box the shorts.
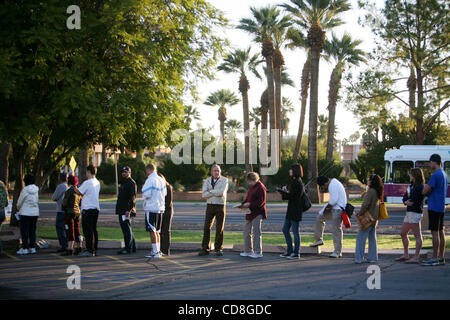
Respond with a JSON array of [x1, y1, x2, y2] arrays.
[[145, 211, 162, 232], [428, 210, 445, 231], [403, 211, 423, 224]]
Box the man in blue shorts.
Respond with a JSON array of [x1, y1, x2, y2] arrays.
[[142, 163, 167, 259], [422, 154, 448, 266]]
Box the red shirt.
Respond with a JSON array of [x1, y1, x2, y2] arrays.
[[242, 181, 267, 221]]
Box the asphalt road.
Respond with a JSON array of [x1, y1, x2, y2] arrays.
[[36, 201, 450, 226], [0, 250, 449, 300]]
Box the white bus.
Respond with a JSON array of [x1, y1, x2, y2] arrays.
[[384, 145, 450, 204]]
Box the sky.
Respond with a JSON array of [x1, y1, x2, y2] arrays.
[[188, 0, 388, 142]]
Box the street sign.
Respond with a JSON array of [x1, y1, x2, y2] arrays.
[[69, 156, 77, 173]]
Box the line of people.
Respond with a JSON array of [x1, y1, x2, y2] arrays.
[[5, 153, 446, 265]]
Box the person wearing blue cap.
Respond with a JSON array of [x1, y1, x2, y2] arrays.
[[422, 154, 448, 266], [116, 166, 137, 254]]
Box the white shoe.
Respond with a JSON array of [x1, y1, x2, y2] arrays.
[[329, 252, 342, 258], [16, 248, 29, 255], [145, 251, 161, 259], [249, 253, 263, 259], [310, 240, 324, 247], [240, 252, 252, 257], [29, 248, 36, 254]]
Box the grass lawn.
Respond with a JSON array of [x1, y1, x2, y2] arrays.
[[36, 226, 450, 250]]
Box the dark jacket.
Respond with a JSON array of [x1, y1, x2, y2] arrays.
[[242, 180, 267, 221], [281, 178, 305, 222], [402, 184, 424, 214], [62, 186, 82, 215], [164, 182, 173, 215], [115, 177, 137, 215]]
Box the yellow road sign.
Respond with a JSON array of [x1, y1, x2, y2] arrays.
[[69, 156, 77, 173]]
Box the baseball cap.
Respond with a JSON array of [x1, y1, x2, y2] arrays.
[[121, 166, 131, 172]]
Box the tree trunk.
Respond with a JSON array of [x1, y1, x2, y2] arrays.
[[273, 49, 284, 165], [416, 68, 425, 144], [326, 64, 342, 161], [259, 89, 269, 184], [0, 142, 11, 185], [239, 74, 253, 173], [10, 142, 28, 227], [136, 149, 143, 162], [101, 145, 107, 164], [407, 66, 416, 119], [77, 145, 89, 184], [293, 58, 311, 162]]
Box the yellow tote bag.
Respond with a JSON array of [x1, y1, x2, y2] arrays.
[[379, 201, 389, 220]]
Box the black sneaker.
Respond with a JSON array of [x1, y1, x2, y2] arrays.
[[198, 250, 210, 256], [215, 251, 224, 256], [287, 253, 300, 260], [280, 252, 292, 258], [117, 249, 130, 255]]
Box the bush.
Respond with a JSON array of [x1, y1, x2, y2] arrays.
[[158, 157, 209, 191], [100, 182, 116, 195], [96, 154, 147, 189]]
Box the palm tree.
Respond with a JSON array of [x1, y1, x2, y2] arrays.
[[250, 107, 262, 137], [281, 0, 350, 203], [218, 47, 262, 173], [324, 33, 366, 161], [225, 119, 243, 131], [285, 28, 311, 162], [281, 97, 295, 139], [238, 6, 291, 169], [204, 89, 240, 138], [184, 105, 201, 129]]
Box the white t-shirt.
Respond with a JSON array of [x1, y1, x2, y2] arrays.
[[327, 178, 347, 210], [78, 177, 101, 211]]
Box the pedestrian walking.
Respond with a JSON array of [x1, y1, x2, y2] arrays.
[[142, 164, 167, 259], [310, 176, 347, 258], [76, 165, 101, 257], [354, 174, 383, 264], [0, 180, 9, 255], [422, 154, 447, 266], [279, 164, 304, 260], [199, 165, 229, 257], [61, 175, 83, 256], [16, 174, 39, 255], [396, 168, 425, 264], [158, 173, 173, 256], [52, 173, 68, 253], [239, 172, 267, 259], [116, 166, 137, 255]]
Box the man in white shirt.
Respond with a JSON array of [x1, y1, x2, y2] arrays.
[[75, 165, 101, 257], [310, 176, 347, 258], [142, 163, 167, 259]]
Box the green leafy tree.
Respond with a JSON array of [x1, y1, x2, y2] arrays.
[[204, 89, 240, 138]]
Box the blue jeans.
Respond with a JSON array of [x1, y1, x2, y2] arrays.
[[355, 225, 378, 262], [20, 216, 38, 249], [282, 219, 300, 255], [56, 212, 68, 249], [0, 210, 5, 253]]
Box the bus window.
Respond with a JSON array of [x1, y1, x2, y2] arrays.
[[415, 161, 433, 182], [445, 162, 450, 184], [384, 161, 391, 183], [392, 161, 414, 184]]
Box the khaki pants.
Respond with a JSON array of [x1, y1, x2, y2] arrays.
[[201, 204, 226, 252], [244, 215, 263, 254], [314, 209, 343, 255]]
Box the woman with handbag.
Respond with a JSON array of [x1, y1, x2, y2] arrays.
[[278, 164, 305, 260], [397, 168, 425, 264], [354, 174, 384, 264]]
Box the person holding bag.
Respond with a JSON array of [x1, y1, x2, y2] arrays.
[[354, 174, 383, 264], [278, 164, 305, 260]]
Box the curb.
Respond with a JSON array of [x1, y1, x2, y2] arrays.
[[41, 239, 429, 258]]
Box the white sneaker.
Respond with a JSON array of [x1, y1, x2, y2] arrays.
[[310, 240, 324, 247], [29, 248, 36, 254], [249, 253, 263, 259], [329, 252, 342, 258], [145, 251, 161, 259], [16, 248, 29, 255], [240, 252, 252, 257]]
